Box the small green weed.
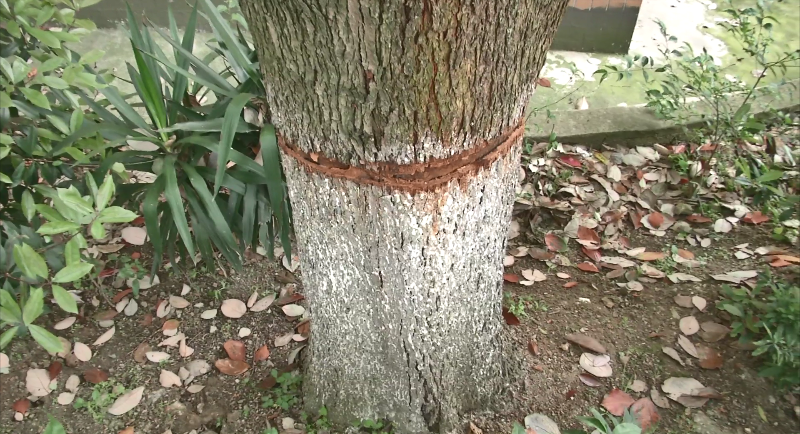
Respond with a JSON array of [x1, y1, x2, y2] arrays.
[[353, 418, 392, 433], [261, 370, 302, 410], [73, 380, 127, 421], [302, 407, 332, 434], [718, 274, 800, 389]]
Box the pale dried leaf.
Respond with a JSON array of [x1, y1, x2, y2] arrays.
[[169, 296, 190, 309], [713, 219, 733, 233], [26, 369, 53, 397], [220, 299, 247, 318], [159, 333, 185, 348], [145, 351, 170, 363], [679, 316, 700, 335], [57, 392, 75, 405], [250, 294, 276, 312], [677, 335, 698, 358], [73, 342, 92, 362], [121, 227, 147, 245], [579, 353, 613, 377], [282, 304, 305, 317], [54, 317, 77, 330], [156, 301, 171, 318], [123, 298, 138, 316], [274, 333, 294, 347], [108, 386, 145, 415], [65, 374, 80, 392], [93, 327, 115, 346], [692, 296, 707, 311], [159, 370, 181, 388], [186, 384, 205, 394], [179, 338, 194, 358], [662, 347, 685, 366], [200, 309, 217, 319]]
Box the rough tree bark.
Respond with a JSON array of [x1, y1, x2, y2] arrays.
[[239, 1, 569, 432]]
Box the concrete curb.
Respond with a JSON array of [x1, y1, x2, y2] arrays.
[[525, 79, 800, 146]]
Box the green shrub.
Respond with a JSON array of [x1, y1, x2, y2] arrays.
[[719, 274, 800, 389], [86, 0, 291, 270]]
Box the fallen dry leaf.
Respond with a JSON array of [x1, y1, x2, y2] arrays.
[[647, 212, 665, 229], [576, 262, 599, 273], [698, 345, 724, 369], [215, 359, 250, 376], [159, 369, 182, 388], [651, 388, 671, 409], [47, 360, 62, 380], [677, 249, 695, 260], [93, 327, 115, 346], [65, 375, 79, 392], [73, 342, 92, 362], [692, 296, 707, 311], [668, 273, 701, 283], [564, 281, 579, 288], [250, 294, 276, 312], [119, 427, 134, 434], [674, 295, 693, 308], [743, 211, 770, 224], [579, 353, 612, 377], [282, 304, 305, 317], [502, 307, 520, 326], [566, 334, 606, 354], [679, 316, 700, 335], [120, 227, 147, 245], [107, 386, 145, 415], [83, 368, 109, 384], [224, 340, 247, 362], [713, 218, 733, 233], [220, 299, 247, 318], [631, 397, 660, 431], [54, 317, 76, 330], [162, 319, 180, 332], [254, 345, 271, 362], [636, 251, 666, 261], [169, 296, 190, 309], [602, 388, 635, 416], [662, 347, 685, 366], [544, 233, 567, 252], [579, 373, 602, 387], [57, 392, 75, 406], [145, 351, 170, 363], [677, 335, 699, 359], [503, 273, 520, 283], [27, 369, 52, 397], [133, 343, 151, 364], [699, 322, 731, 343], [12, 398, 31, 414]]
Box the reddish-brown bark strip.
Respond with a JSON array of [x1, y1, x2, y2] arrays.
[[278, 120, 524, 193]]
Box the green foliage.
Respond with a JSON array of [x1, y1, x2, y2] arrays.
[[73, 379, 127, 421], [96, 0, 291, 271], [301, 407, 332, 434], [594, 0, 799, 182], [564, 408, 643, 434], [260, 369, 301, 410], [1, 171, 137, 353], [353, 418, 392, 434], [719, 274, 800, 389], [42, 416, 66, 434]]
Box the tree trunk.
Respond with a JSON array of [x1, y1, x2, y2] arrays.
[[239, 1, 569, 432]]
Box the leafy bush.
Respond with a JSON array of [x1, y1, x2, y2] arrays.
[[88, 0, 291, 270], [512, 409, 644, 434], [719, 274, 800, 389], [1, 170, 137, 352], [1, 0, 139, 352]]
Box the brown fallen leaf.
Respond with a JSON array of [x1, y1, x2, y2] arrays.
[[503, 273, 520, 283], [631, 397, 660, 431], [577, 262, 599, 273], [112, 289, 133, 304], [94, 309, 118, 321], [296, 319, 311, 336], [47, 361, 62, 380], [636, 251, 666, 261], [502, 307, 520, 325], [12, 398, 31, 414], [84, 368, 109, 384], [677, 249, 695, 260], [223, 340, 247, 362], [678, 335, 699, 359], [162, 319, 179, 332], [769, 258, 792, 268], [564, 281, 579, 288], [544, 233, 567, 252], [606, 268, 626, 279], [772, 254, 800, 264], [577, 226, 601, 243], [215, 358, 250, 376], [529, 248, 555, 261], [686, 214, 713, 223], [697, 345, 724, 369], [257, 375, 278, 390], [140, 313, 153, 326], [674, 295, 694, 308], [254, 345, 271, 362], [119, 427, 135, 434], [133, 342, 151, 364], [582, 246, 603, 262], [699, 322, 730, 343], [275, 293, 305, 306], [742, 211, 770, 224], [602, 388, 635, 416], [648, 212, 665, 229], [579, 373, 602, 387], [679, 316, 700, 335], [528, 340, 540, 356], [566, 333, 607, 354]]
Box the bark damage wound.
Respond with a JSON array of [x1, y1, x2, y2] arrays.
[[278, 119, 524, 194]]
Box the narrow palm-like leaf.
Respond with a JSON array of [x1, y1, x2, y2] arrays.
[[259, 125, 291, 259], [198, 0, 258, 82], [214, 92, 253, 195], [162, 155, 194, 256], [184, 190, 217, 265], [141, 48, 238, 99], [143, 177, 164, 275], [181, 162, 240, 265], [148, 25, 237, 95], [158, 118, 254, 134], [167, 2, 198, 124], [242, 183, 257, 249]]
